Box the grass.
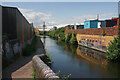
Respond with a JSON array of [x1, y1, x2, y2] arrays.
[[31, 72, 36, 80], [45, 49, 52, 61], [23, 36, 37, 56], [40, 54, 52, 67], [56, 70, 71, 80]]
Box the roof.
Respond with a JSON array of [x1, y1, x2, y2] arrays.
[[84, 19, 105, 22], [105, 17, 119, 21]]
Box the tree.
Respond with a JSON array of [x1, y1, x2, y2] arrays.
[[106, 37, 120, 62], [102, 29, 106, 36], [65, 31, 72, 43], [70, 32, 78, 45]]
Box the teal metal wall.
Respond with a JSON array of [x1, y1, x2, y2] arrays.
[[84, 21, 90, 29]]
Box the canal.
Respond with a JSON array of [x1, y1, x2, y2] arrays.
[[41, 36, 120, 78]]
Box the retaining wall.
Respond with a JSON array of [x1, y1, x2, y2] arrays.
[[65, 26, 118, 36], [32, 54, 59, 79]]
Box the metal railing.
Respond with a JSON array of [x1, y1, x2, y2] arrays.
[[80, 40, 107, 52]]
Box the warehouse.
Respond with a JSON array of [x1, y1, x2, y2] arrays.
[[84, 19, 106, 29], [2, 6, 34, 44], [105, 17, 119, 27], [2, 6, 34, 67]]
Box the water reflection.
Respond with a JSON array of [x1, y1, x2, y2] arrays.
[[57, 40, 120, 78], [41, 36, 120, 78], [76, 46, 107, 69]]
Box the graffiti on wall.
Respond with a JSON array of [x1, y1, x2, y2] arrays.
[[13, 43, 20, 54], [5, 42, 13, 58]]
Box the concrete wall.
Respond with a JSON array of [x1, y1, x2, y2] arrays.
[[32, 54, 59, 79]]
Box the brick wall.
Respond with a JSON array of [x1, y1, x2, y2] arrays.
[[65, 26, 119, 36]]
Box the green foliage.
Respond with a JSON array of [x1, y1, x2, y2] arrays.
[[65, 31, 72, 43], [106, 37, 120, 62], [102, 29, 106, 36], [118, 27, 120, 49], [39, 31, 49, 35], [40, 48, 54, 67], [106, 27, 120, 62], [48, 27, 65, 41], [59, 32, 65, 41], [55, 70, 71, 80], [48, 30, 58, 39], [62, 74, 71, 80], [118, 27, 120, 39], [32, 72, 36, 80], [23, 36, 37, 56], [70, 32, 78, 45], [39, 31, 44, 35], [44, 48, 52, 62], [56, 70, 61, 76]]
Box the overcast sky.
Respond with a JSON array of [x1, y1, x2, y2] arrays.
[[2, 2, 118, 28]]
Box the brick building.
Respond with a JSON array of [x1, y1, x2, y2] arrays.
[[65, 25, 118, 50]]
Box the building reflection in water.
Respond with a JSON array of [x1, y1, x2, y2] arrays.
[[76, 45, 107, 68]]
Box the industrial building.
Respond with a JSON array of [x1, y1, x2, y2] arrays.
[[67, 23, 84, 30], [105, 17, 119, 27], [76, 25, 84, 29], [84, 19, 106, 29], [65, 17, 119, 51], [2, 6, 34, 44], [49, 26, 57, 31], [2, 6, 34, 67]]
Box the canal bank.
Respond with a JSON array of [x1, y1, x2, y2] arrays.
[[41, 36, 120, 78], [2, 37, 46, 79]]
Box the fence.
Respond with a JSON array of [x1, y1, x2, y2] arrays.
[[79, 40, 107, 52]]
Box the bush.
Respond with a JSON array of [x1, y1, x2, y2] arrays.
[[65, 31, 72, 43], [23, 36, 37, 56], [48, 27, 65, 40], [48, 31, 58, 39], [39, 31, 44, 35], [106, 37, 120, 62], [59, 32, 65, 41], [70, 32, 78, 45], [102, 29, 106, 36]]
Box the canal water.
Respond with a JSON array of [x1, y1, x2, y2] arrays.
[[40, 36, 120, 78]]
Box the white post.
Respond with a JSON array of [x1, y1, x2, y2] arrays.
[[74, 23, 76, 29]]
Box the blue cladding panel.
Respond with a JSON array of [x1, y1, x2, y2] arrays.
[[90, 21, 98, 28], [84, 21, 90, 29], [101, 21, 106, 27]]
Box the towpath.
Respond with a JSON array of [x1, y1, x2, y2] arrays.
[[2, 37, 45, 79]]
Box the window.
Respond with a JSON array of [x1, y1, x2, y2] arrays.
[[96, 40, 97, 42]]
